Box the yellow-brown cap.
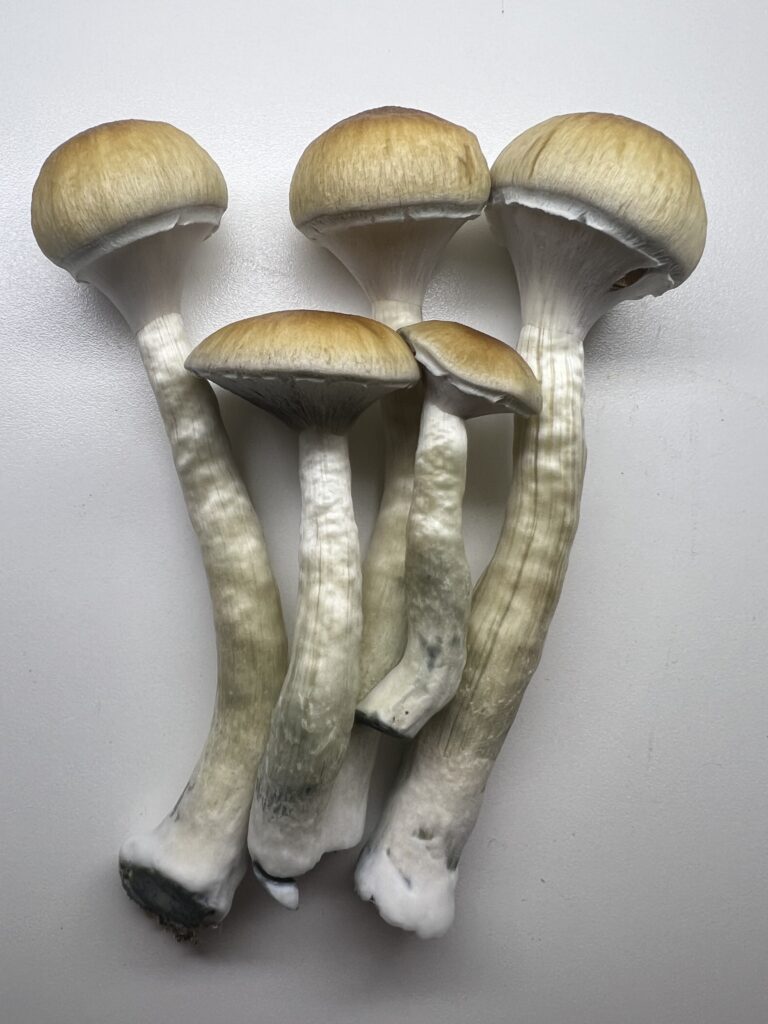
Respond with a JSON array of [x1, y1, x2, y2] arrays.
[[490, 113, 707, 283], [401, 321, 541, 419], [289, 107, 491, 230], [186, 310, 419, 432], [32, 119, 228, 267]]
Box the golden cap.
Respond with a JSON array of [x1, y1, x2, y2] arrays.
[[490, 113, 707, 282], [289, 106, 491, 229], [401, 321, 541, 418], [32, 119, 228, 266], [186, 310, 419, 431]]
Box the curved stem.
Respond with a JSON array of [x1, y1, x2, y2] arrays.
[[357, 389, 470, 737], [249, 429, 362, 881], [355, 323, 586, 937], [119, 313, 287, 935]]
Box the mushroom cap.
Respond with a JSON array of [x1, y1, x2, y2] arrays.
[[31, 119, 228, 267], [490, 112, 707, 283], [289, 106, 491, 231], [400, 321, 541, 419], [186, 310, 420, 432]]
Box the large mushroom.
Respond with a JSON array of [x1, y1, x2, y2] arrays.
[[31, 120, 288, 936], [356, 321, 541, 737], [355, 112, 707, 938], [286, 107, 491, 866], [186, 310, 419, 902]]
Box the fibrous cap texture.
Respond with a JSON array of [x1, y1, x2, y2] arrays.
[[190, 310, 418, 385], [187, 310, 419, 431], [491, 112, 707, 282], [401, 320, 542, 417], [289, 106, 491, 229], [32, 119, 228, 265]]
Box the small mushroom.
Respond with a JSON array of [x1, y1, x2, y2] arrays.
[[186, 310, 419, 901], [356, 321, 541, 738], [355, 112, 707, 938], [287, 107, 491, 863], [31, 120, 288, 936]]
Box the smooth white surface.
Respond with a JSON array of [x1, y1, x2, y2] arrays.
[[1, 2, 766, 1022]]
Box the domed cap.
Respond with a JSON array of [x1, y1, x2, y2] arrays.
[[186, 310, 419, 432], [289, 106, 491, 231], [32, 119, 228, 268], [490, 113, 707, 284], [400, 321, 541, 419]]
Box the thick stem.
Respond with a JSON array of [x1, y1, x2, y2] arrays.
[[266, 302, 424, 883], [355, 323, 586, 937], [119, 313, 287, 935], [357, 389, 470, 737], [249, 429, 362, 882]]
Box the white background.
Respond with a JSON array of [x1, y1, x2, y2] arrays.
[[2, 2, 767, 1022]]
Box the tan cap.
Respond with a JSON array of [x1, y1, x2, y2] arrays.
[[490, 113, 707, 283], [400, 321, 541, 419], [186, 310, 419, 432], [289, 107, 491, 230], [32, 119, 228, 267]]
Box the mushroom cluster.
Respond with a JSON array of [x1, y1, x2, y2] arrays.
[[31, 106, 706, 939]]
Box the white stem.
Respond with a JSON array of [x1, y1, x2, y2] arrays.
[[248, 430, 362, 881], [356, 322, 586, 937], [253, 299, 425, 895], [370, 299, 422, 331], [357, 389, 470, 737], [118, 312, 287, 934], [307, 301, 425, 844]]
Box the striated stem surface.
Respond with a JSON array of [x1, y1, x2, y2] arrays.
[[119, 312, 287, 934], [355, 322, 586, 937]]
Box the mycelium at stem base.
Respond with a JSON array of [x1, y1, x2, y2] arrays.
[[355, 204, 670, 938]]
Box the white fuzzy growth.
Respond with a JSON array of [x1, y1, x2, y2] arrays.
[[119, 312, 287, 925], [355, 833, 456, 939], [249, 430, 362, 879], [355, 743, 485, 939], [357, 394, 470, 737]]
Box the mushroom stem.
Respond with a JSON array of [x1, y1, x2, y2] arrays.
[[119, 311, 287, 934], [355, 319, 585, 937], [249, 428, 362, 883], [354, 207, 648, 937], [271, 300, 425, 885], [357, 383, 470, 737]]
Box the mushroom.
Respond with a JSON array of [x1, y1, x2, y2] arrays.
[[356, 321, 541, 738], [286, 107, 491, 864], [355, 112, 707, 937], [185, 310, 419, 901], [31, 119, 288, 936]]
